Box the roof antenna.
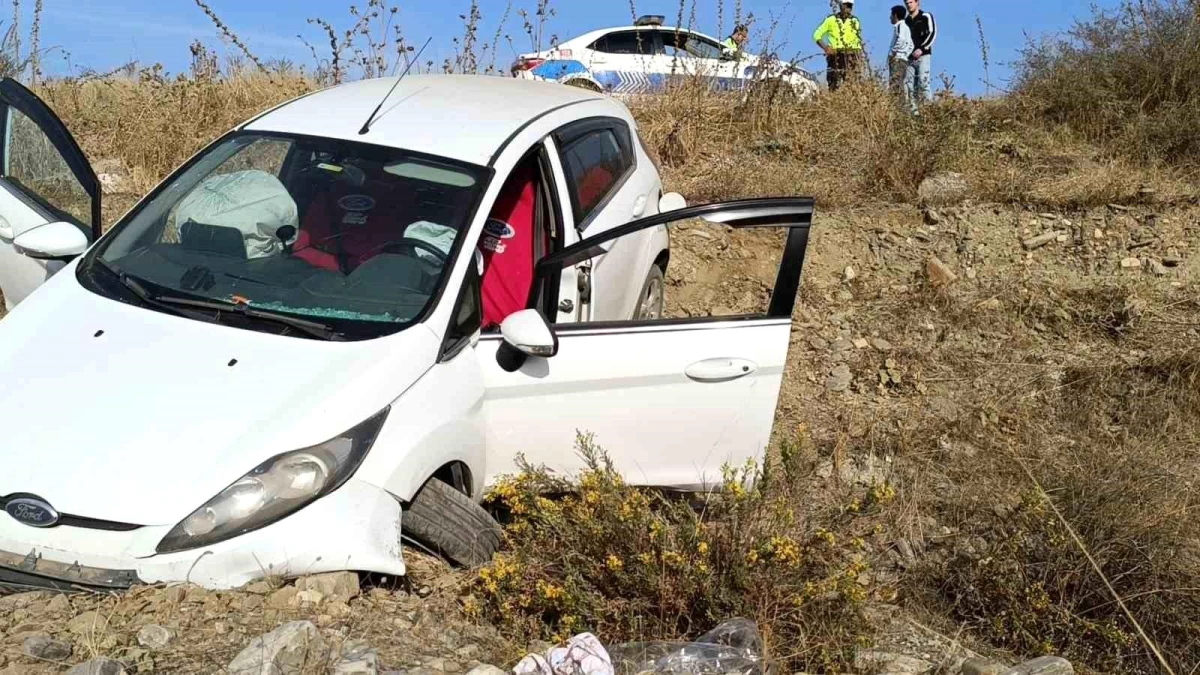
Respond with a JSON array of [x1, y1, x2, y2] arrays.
[[358, 36, 432, 135]]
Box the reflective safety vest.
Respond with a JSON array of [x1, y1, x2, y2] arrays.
[[813, 14, 863, 51]]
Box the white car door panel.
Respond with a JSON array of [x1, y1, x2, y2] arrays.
[[477, 197, 813, 490], [0, 77, 100, 311]]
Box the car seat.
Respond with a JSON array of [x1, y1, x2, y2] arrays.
[[574, 163, 615, 217], [480, 162, 540, 330], [291, 168, 414, 274]]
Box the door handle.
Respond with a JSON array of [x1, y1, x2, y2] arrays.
[[684, 357, 757, 383], [632, 195, 647, 217], [0, 216, 12, 240]]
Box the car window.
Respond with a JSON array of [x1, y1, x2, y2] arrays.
[[88, 131, 487, 340], [4, 106, 92, 230], [662, 31, 724, 60], [591, 30, 659, 55], [559, 127, 632, 227]]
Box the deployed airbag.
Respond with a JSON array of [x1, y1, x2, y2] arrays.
[[175, 169, 299, 259]]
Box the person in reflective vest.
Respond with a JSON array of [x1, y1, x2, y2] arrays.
[[813, 0, 864, 92], [721, 23, 749, 59]]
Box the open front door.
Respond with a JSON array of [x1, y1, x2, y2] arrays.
[[478, 198, 812, 489], [0, 77, 100, 311]]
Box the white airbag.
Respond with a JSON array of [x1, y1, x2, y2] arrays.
[[175, 169, 298, 259]]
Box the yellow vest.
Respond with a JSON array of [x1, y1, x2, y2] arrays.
[[813, 14, 863, 51]]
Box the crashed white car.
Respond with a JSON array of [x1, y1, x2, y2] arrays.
[[511, 14, 818, 100], [0, 73, 813, 591]]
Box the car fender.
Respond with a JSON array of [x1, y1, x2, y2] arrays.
[[354, 332, 489, 504]]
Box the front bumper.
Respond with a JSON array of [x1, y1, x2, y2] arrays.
[[0, 479, 405, 591]]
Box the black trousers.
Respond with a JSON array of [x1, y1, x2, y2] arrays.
[[826, 51, 862, 91]]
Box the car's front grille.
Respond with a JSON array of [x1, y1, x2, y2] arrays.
[[0, 495, 142, 532]]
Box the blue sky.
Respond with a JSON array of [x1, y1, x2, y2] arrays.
[[30, 0, 1115, 96]]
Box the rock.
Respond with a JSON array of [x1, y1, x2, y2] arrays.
[[297, 571, 361, 603], [266, 585, 299, 609], [1055, 233, 1069, 243], [1120, 257, 1142, 269], [242, 595, 264, 611], [826, 364, 852, 392], [228, 621, 328, 675], [296, 589, 325, 606], [466, 667, 508, 675], [831, 337, 853, 353], [455, 646, 481, 661], [1093, 228, 1104, 240], [853, 338, 870, 349], [45, 595, 71, 614], [137, 624, 173, 650], [918, 172, 970, 206], [809, 336, 829, 351], [923, 209, 941, 226], [1162, 255, 1183, 267], [66, 659, 127, 675], [854, 649, 935, 674], [164, 586, 186, 604], [22, 635, 72, 661], [243, 581, 274, 595], [67, 611, 104, 636], [1003, 656, 1074, 675], [843, 265, 857, 282], [1021, 231, 1060, 250], [926, 256, 958, 287], [870, 338, 893, 352], [333, 644, 379, 674], [1149, 259, 1169, 276], [0, 591, 48, 610], [963, 658, 1009, 675]]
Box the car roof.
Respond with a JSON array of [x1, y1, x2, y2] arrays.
[[243, 73, 610, 167], [561, 24, 723, 47]]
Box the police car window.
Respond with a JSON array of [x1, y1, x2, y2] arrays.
[[685, 34, 724, 59], [591, 31, 657, 55], [561, 128, 631, 227]]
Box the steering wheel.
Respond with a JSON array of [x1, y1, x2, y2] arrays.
[[378, 237, 450, 267]]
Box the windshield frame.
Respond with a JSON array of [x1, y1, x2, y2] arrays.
[[75, 128, 496, 341]]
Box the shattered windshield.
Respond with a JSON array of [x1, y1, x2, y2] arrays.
[[82, 131, 486, 338]]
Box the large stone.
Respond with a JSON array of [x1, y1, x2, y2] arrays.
[[297, 572, 361, 604], [67, 611, 105, 636], [266, 586, 299, 609], [826, 364, 852, 392], [136, 624, 173, 650], [1003, 656, 1074, 675], [918, 172, 970, 207], [228, 621, 328, 675], [962, 658, 1009, 675], [333, 644, 379, 675], [926, 256, 958, 287], [66, 659, 127, 675], [22, 635, 72, 661]]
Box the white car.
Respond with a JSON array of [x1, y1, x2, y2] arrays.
[[0, 73, 813, 591], [511, 14, 818, 100]]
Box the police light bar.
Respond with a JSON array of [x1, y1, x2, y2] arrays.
[[634, 15, 664, 26]]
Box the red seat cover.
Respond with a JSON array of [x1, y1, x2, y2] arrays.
[[293, 178, 412, 272], [480, 163, 538, 330]]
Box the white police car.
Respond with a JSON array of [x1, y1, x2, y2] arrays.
[[511, 15, 818, 100]]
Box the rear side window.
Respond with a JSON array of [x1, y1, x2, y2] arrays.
[[560, 127, 633, 227], [590, 31, 659, 55]]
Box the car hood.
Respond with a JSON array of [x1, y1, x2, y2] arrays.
[[0, 270, 438, 526]]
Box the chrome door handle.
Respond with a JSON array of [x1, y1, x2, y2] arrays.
[[684, 357, 757, 383], [632, 195, 647, 217]]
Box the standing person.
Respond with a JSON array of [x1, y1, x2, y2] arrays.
[[813, 1, 864, 92], [904, 0, 937, 114], [888, 5, 914, 101]]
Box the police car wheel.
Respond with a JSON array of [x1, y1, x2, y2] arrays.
[[634, 265, 665, 321]]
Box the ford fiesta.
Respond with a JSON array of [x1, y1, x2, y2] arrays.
[[0, 73, 813, 591]]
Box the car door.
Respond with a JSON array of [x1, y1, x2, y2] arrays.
[[585, 30, 661, 94], [0, 77, 100, 311], [477, 197, 812, 490], [661, 30, 742, 91], [551, 117, 661, 323]]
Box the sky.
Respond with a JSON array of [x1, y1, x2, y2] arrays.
[[27, 0, 1119, 97]]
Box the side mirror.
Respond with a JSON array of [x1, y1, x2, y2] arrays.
[[13, 221, 89, 261], [659, 192, 687, 213], [496, 308, 558, 372]]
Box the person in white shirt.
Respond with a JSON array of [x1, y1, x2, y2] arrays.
[[888, 5, 914, 100]]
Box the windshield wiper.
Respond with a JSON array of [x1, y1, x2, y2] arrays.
[[140, 294, 344, 341], [105, 264, 220, 325]]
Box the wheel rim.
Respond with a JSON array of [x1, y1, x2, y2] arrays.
[[639, 275, 664, 320]]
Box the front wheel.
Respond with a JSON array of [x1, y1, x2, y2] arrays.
[[402, 478, 502, 568], [633, 264, 666, 321]]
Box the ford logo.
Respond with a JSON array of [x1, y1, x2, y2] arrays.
[[5, 497, 60, 528]]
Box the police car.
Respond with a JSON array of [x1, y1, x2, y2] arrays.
[[511, 15, 818, 100]]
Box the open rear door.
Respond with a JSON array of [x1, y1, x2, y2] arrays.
[[477, 197, 812, 489], [0, 77, 100, 311]]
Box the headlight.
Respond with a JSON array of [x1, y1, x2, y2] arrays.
[[155, 407, 389, 554]]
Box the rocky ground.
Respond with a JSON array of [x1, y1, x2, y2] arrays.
[[2, 176, 1197, 672]]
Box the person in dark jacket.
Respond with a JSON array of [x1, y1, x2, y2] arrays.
[[904, 0, 936, 113]]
